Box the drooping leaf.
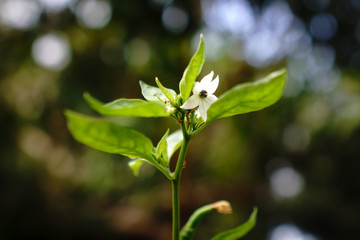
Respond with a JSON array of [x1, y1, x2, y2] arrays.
[[207, 69, 287, 123], [156, 129, 170, 167], [128, 159, 149, 176], [166, 129, 183, 159], [139, 80, 176, 103], [65, 110, 154, 160], [155, 77, 177, 105], [84, 92, 169, 117], [210, 208, 258, 240], [179, 34, 205, 102]]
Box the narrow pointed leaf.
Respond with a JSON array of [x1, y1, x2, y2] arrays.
[[207, 69, 287, 123], [65, 110, 154, 160], [155, 77, 177, 105], [156, 129, 170, 167], [139, 80, 176, 102], [179, 34, 205, 101], [84, 92, 169, 117], [166, 129, 183, 159], [211, 208, 258, 240]]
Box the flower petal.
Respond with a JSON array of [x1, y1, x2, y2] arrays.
[[198, 95, 218, 121], [206, 75, 219, 94], [200, 71, 214, 86], [192, 82, 201, 95], [206, 94, 218, 104], [198, 100, 209, 121], [181, 95, 200, 109]]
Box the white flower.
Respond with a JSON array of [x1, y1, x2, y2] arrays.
[[181, 71, 219, 121]]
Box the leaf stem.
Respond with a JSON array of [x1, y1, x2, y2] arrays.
[[189, 122, 208, 139]]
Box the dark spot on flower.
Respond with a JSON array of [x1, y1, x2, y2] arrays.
[[199, 90, 207, 98]]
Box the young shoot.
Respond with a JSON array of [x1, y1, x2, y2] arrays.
[[65, 34, 287, 240]]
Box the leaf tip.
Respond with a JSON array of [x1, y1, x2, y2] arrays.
[[275, 68, 287, 78], [83, 91, 90, 99], [199, 34, 205, 49], [249, 207, 258, 222], [252, 206, 258, 215], [83, 92, 96, 104], [64, 109, 75, 118]]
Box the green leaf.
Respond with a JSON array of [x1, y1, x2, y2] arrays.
[[179, 34, 205, 101], [155, 77, 177, 105], [139, 80, 176, 103], [84, 92, 169, 117], [207, 69, 287, 123], [65, 110, 154, 160], [166, 129, 183, 159], [128, 159, 149, 176], [156, 129, 170, 167], [211, 208, 258, 240]]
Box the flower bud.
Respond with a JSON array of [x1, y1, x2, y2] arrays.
[[211, 200, 232, 214], [166, 106, 177, 114]]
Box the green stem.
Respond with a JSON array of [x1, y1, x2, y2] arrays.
[[189, 121, 209, 138], [152, 158, 172, 180], [175, 122, 190, 179], [172, 179, 180, 240], [171, 121, 190, 240]]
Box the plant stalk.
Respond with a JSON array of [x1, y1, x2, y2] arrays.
[[171, 121, 190, 240], [172, 179, 180, 240]]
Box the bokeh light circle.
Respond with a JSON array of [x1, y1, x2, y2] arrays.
[[0, 0, 41, 30], [124, 38, 151, 68], [270, 167, 305, 199], [162, 6, 189, 34], [38, 0, 74, 13], [269, 223, 319, 240], [75, 0, 112, 29], [32, 33, 72, 71], [310, 13, 337, 41]]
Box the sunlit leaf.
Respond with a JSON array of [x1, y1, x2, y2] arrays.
[[156, 129, 169, 167], [179, 34, 205, 101], [155, 77, 177, 105], [128, 159, 149, 176], [65, 110, 154, 160], [84, 92, 169, 117], [211, 207, 258, 240], [207, 69, 287, 123], [166, 129, 183, 159], [139, 80, 176, 102]]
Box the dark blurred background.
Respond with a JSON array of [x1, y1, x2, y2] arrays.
[[1, 0, 360, 239]]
